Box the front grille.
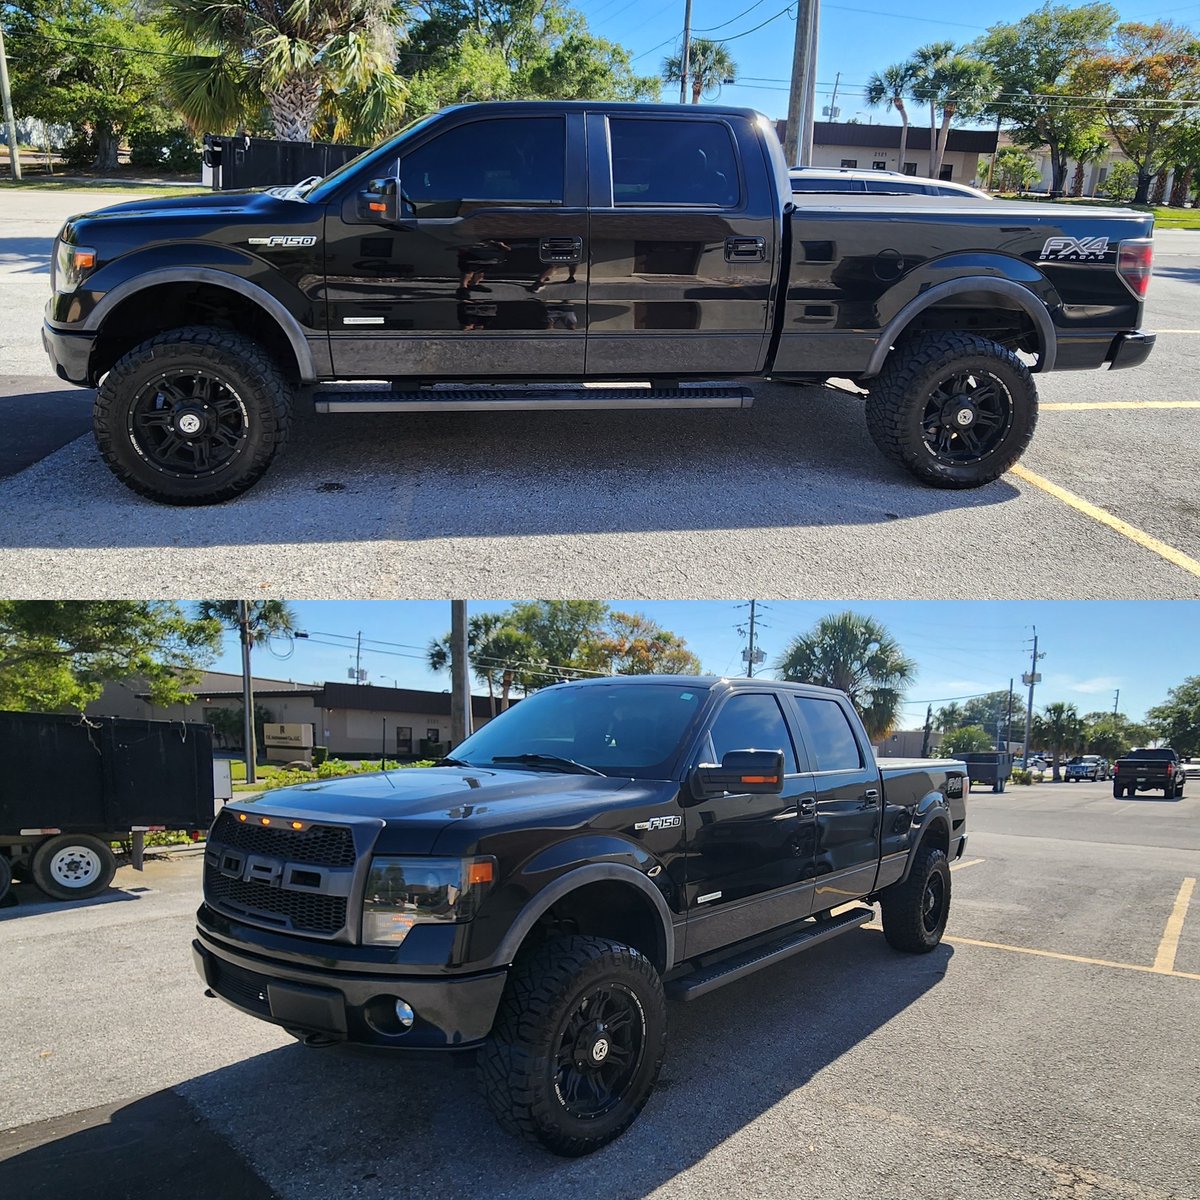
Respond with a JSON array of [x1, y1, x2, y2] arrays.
[[213, 958, 272, 1017], [205, 863, 348, 935], [210, 809, 355, 866]]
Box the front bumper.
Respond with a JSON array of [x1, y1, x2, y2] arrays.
[[42, 320, 96, 386], [193, 926, 508, 1050]]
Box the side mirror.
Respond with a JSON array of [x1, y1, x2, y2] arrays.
[[358, 178, 400, 223], [688, 749, 785, 802]]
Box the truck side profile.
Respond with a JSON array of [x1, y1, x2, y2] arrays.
[[44, 102, 1155, 504], [193, 675, 968, 1155]]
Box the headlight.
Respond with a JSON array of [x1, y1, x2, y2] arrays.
[[362, 855, 495, 946], [54, 241, 98, 294]]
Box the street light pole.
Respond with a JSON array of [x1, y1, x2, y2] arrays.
[[1022, 629, 1043, 761]]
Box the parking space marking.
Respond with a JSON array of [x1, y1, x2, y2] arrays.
[[1008, 463, 1200, 579], [950, 857, 985, 872], [1153, 876, 1195, 974], [942, 933, 1200, 982], [1039, 400, 1200, 410]]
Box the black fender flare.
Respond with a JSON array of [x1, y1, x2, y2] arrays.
[[896, 800, 953, 885], [83, 266, 318, 381], [861, 275, 1058, 378], [491, 862, 676, 973]]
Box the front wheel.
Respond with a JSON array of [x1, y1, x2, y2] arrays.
[[30, 834, 117, 901], [93, 326, 293, 505], [865, 332, 1038, 488], [880, 844, 951, 953], [478, 935, 667, 1157]]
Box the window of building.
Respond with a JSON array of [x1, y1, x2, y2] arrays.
[[840, 158, 858, 168], [902, 162, 918, 176], [872, 161, 888, 170], [396, 726, 413, 755], [703, 694, 798, 775], [609, 118, 740, 207], [791, 697, 863, 773], [399, 117, 566, 218], [426, 728, 440, 743], [939, 165, 954, 182]]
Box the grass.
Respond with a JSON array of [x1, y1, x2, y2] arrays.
[[995, 192, 1200, 230]]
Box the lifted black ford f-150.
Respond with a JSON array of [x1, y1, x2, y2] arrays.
[[45, 101, 1155, 504], [193, 675, 969, 1155]]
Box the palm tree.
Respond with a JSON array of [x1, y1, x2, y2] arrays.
[[159, 0, 406, 142], [197, 600, 297, 645], [1034, 701, 1082, 782], [915, 50, 995, 180], [662, 39, 738, 105], [909, 41, 955, 176], [428, 614, 533, 714], [865, 63, 917, 174], [775, 612, 915, 742], [934, 701, 964, 732]]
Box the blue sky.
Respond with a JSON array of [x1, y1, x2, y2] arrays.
[[570, 0, 1200, 123], [205, 601, 1196, 727]]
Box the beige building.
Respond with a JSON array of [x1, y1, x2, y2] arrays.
[[876, 729, 944, 759], [89, 672, 506, 759]]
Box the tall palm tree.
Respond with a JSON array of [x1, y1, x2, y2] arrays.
[[662, 39, 738, 104], [1034, 701, 1082, 782], [159, 0, 406, 142], [197, 601, 297, 645], [428, 614, 533, 714], [935, 701, 964, 732], [915, 51, 995, 180], [865, 63, 917, 174], [909, 41, 955, 176], [775, 612, 915, 742]]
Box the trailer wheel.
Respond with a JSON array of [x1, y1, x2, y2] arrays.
[[0, 854, 11, 903], [865, 332, 1037, 488], [30, 835, 117, 901]]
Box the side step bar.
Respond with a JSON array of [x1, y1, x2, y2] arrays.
[[313, 384, 754, 414], [667, 906, 875, 1002]]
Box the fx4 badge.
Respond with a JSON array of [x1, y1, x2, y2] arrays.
[[633, 815, 682, 831], [248, 235, 317, 248], [945, 777, 964, 798], [1039, 236, 1109, 261]]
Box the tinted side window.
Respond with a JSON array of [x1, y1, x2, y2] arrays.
[[865, 179, 928, 194], [790, 176, 864, 193], [792, 698, 864, 772], [400, 117, 565, 218], [610, 119, 739, 207], [705, 694, 798, 774]]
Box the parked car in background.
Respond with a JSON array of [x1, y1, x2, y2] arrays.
[[789, 166, 990, 198], [1112, 748, 1186, 798], [1065, 755, 1110, 781]]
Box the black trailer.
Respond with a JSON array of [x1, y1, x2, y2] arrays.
[[958, 751, 1014, 794], [0, 711, 216, 903]]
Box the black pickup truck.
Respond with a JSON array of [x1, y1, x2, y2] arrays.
[[44, 102, 1155, 504], [193, 674, 968, 1155], [1112, 748, 1186, 798]]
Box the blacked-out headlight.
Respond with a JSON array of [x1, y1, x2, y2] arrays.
[[53, 241, 98, 293], [361, 855, 495, 946]]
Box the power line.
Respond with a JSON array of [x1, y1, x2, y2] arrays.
[[694, 0, 774, 34]]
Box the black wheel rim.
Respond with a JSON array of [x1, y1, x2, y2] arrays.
[[128, 370, 250, 478], [922, 872, 946, 934], [553, 983, 645, 1119], [921, 369, 1014, 465]]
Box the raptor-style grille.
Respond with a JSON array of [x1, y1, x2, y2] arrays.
[[209, 808, 355, 866], [205, 866, 347, 935]]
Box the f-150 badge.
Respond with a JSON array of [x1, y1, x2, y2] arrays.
[[248, 235, 317, 248], [1039, 236, 1109, 261], [634, 815, 682, 831]]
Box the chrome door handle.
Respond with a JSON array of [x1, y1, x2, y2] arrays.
[[798, 797, 817, 816]]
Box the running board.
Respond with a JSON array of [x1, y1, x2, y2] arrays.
[[667, 906, 875, 1001], [313, 384, 754, 414]]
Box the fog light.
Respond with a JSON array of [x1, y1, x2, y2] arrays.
[[394, 999, 415, 1028]]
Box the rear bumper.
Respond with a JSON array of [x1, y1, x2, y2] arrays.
[[193, 926, 507, 1050], [1050, 329, 1155, 372], [1107, 330, 1156, 370], [42, 320, 96, 387]]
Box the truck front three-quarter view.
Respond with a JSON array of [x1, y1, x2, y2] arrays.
[[193, 675, 969, 1155], [43, 101, 1155, 505]]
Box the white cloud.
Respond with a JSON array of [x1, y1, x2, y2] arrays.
[[1047, 674, 1120, 696]]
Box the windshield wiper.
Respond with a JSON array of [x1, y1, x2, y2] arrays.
[[436, 756, 474, 767], [491, 754, 605, 777]]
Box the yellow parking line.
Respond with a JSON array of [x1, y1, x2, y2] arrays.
[[1009, 463, 1200, 579], [950, 857, 985, 872], [1040, 400, 1200, 410], [943, 933, 1200, 982], [1153, 877, 1196, 973], [1153, 328, 1200, 333]]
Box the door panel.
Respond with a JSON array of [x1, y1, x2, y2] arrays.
[[323, 113, 587, 378], [585, 113, 777, 378]]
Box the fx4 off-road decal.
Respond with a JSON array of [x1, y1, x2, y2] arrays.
[[1039, 236, 1110, 261], [633, 815, 682, 831], [248, 235, 317, 248]]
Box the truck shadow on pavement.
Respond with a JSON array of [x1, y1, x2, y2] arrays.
[[1, 933, 952, 1200], [0, 381, 1017, 548]]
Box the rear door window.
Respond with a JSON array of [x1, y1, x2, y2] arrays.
[[791, 697, 864, 772], [610, 118, 740, 207]]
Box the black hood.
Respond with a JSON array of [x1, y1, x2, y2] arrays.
[[72, 189, 299, 224]]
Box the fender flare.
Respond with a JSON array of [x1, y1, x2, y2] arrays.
[[83, 266, 318, 381], [861, 276, 1058, 378], [896, 806, 953, 885], [491, 862, 676, 973]]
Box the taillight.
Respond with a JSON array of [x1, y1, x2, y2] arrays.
[[1167, 763, 1175, 777], [1117, 239, 1153, 299], [1113, 762, 1119, 774]]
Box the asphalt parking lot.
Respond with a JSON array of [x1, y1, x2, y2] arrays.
[[2, 780, 1197, 1200], [1, 190, 1198, 599]]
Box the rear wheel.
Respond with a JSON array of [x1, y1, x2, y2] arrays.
[[29, 834, 117, 901], [1113, 782, 1123, 798], [880, 844, 951, 953], [865, 332, 1038, 488], [94, 326, 293, 505]]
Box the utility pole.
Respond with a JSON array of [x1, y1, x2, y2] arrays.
[[784, 0, 819, 165], [747, 600, 757, 678], [827, 70, 841, 119], [0, 21, 21, 181], [1005, 678, 1014, 751], [238, 600, 256, 786], [1113, 688, 1120, 719], [355, 631, 362, 684], [450, 600, 472, 746], [679, 0, 694, 105], [921, 704, 933, 758], [1022, 629, 1044, 761]]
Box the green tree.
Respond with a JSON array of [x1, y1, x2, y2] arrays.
[[662, 38, 737, 105], [865, 62, 917, 172], [587, 611, 702, 676], [1032, 701, 1082, 780], [427, 612, 535, 713], [6, 0, 175, 169], [974, 3, 1117, 196], [1080, 711, 1151, 760], [940, 725, 996, 755], [934, 701, 965, 731], [913, 50, 995, 180], [196, 601, 298, 645], [1146, 676, 1200, 756], [1103, 158, 1138, 202], [775, 611, 915, 741], [504, 600, 609, 688], [986, 146, 1042, 193], [0, 601, 221, 712], [531, 33, 659, 101], [204, 703, 275, 750], [907, 40, 955, 176], [159, 0, 406, 142]]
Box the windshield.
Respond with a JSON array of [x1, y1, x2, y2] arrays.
[[305, 112, 444, 204], [449, 682, 710, 778]]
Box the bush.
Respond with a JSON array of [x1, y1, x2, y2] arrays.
[[1010, 767, 1033, 786], [62, 130, 97, 170], [128, 127, 201, 173], [1103, 160, 1138, 204]]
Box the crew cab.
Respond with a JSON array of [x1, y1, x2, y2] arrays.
[[1112, 748, 1186, 798], [44, 102, 1156, 505], [193, 674, 968, 1155]]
